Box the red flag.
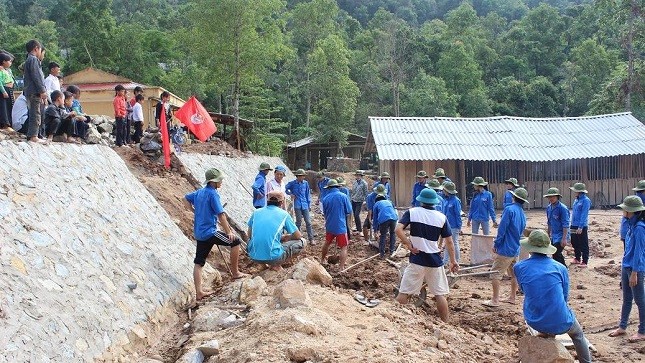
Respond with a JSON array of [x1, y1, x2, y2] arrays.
[[160, 103, 171, 169], [174, 96, 217, 142]]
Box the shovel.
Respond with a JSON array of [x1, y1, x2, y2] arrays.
[[447, 270, 497, 288]]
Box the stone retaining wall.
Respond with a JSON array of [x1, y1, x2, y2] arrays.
[[0, 141, 195, 362], [177, 153, 292, 227]]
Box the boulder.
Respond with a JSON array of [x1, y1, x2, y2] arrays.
[[97, 122, 113, 134], [292, 258, 333, 286], [239, 276, 267, 304], [192, 305, 244, 332], [518, 336, 574, 363], [176, 349, 204, 363], [86, 124, 102, 144], [196, 339, 220, 356], [274, 279, 311, 308], [286, 346, 317, 363]]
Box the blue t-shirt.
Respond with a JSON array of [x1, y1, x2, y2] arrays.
[[433, 192, 445, 213], [399, 207, 452, 267], [570, 194, 591, 228], [322, 188, 353, 234], [251, 172, 267, 208], [442, 194, 463, 229], [468, 190, 496, 223], [185, 185, 225, 241], [494, 202, 527, 257], [247, 205, 298, 261], [503, 189, 514, 208], [372, 199, 398, 229], [285, 179, 311, 210], [623, 217, 645, 271], [411, 182, 425, 207], [546, 201, 570, 244], [514, 254, 575, 335], [317, 177, 330, 200]]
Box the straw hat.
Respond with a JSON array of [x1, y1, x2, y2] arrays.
[[569, 183, 588, 194], [520, 229, 557, 255], [543, 188, 561, 197], [618, 195, 645, 213], [471, 176, 488, 186]]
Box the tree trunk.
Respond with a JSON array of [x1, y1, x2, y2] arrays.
[[234, 16, 241, 151], [625, 0, 636, 111], [305, 71, 311, 130]]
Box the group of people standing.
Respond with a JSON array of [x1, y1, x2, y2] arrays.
[[184, 163, 644, 361]]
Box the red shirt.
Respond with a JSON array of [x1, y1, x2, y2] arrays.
[[113, 95, 127, 118]]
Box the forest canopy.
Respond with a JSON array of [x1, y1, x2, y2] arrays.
[[1, 0, 642, 155]]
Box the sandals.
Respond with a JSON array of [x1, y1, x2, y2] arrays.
[[481, 300, 500, 308], [608, 329, 626, 337], [354, 293, 380, 308], [629, 334, 645, 342]]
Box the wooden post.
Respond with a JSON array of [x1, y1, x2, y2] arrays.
[[459, 160, 467, 199]]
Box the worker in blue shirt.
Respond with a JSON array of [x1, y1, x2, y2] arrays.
[[441, 182, 462, 264], [252, 162, 272, 208], [321, 179, 353, 270], [544, 187, 570, 267], [467, 177, 497, 235], [433, 168, 452, 184], [482, 188, 528, 308], [285, 168, 314, 245], [610, 196, 645, 343], [372, 189, 399, 258], [337, 176, 351, 198], [514, 229, 592, 363], [426, 179, 444, 213], [316, 170, 330, 213], [373, 172, 391, 199], [621, 180, 645, 249], [184, 168, 248, 301], [411, 170, 428, 207], [503, 177, 520, 207], [247, 191, 304, 270], [363, 184, 384, 241], [570, 183, 592, 268]]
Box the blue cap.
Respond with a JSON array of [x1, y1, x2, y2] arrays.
[[415, 188, 439, 205], [275, 165, 287, 173]]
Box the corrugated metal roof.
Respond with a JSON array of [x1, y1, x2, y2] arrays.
[[370, 113, 645, 161], [286, 136, 314, 149]]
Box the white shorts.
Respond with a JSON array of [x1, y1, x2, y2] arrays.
[[399, 263, 450, 296]]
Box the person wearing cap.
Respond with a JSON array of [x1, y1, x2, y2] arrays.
[[503, 178, 520, 208], [266, 165, 288, 211], [247, 190, 304, 270], [363, 184, 384, 241], [395, 188, 459, 323], [184, 168, 248, 300], [621, 180, 645, 249], [350, 170, 369, 233], [373, 172, 391, 199], [514, 230, 592, 363], [372, 187, 399, 258], [570, 183, 592, 268], [467, 177, 497, 235], [609, 196, 645, 343], [411, 170, 429, 207], [482, 187, 528, 307], [544, 187, 570, 267], [285, 169, 314, 244], [321, 179, 353, 270], [252, 162, 272, 209], [316, 170, 331, 214], [336, 176, 351, 198], [434, 168, 452, 184], [441, 181, 463, 264], [426, 179, 445, 213]]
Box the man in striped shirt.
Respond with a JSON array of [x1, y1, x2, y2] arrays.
[[395, 188, 459, 322]]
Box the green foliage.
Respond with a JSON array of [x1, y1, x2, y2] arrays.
[[401, 70, 457, 116], [67, 0, 117, 72]]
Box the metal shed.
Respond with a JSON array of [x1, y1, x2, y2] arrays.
[[364, 113, 645, 209]]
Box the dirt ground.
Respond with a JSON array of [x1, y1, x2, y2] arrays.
[[111, 145, 642, 362]]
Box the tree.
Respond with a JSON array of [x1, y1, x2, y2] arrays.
[[524, 76, 560, 117], [400, 70, 457, 116], [308, 34, 359, 154], [67, 0, 117, 72], [189, 0, 288, 150]]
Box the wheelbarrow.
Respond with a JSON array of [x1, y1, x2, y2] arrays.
[[447, 264, 496, 288]]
